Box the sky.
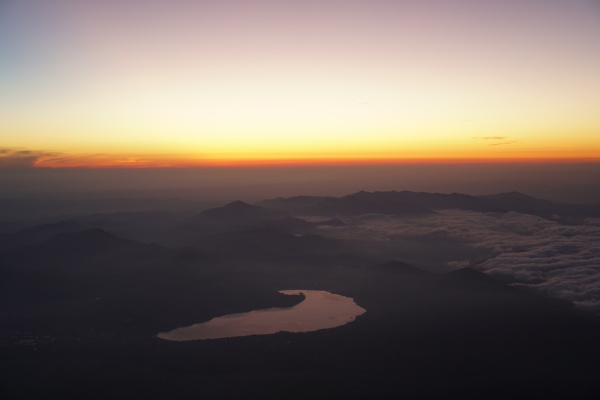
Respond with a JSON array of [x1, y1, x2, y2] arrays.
[[1, 0, 600, 167]]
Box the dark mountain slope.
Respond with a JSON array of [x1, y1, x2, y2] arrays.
[[191, 228, 347, 265], [0, 220, 93, 251], [0, 211, 187, 251], [170, 201, 288, 241], [0, 228, 171, 272], [0, 228, 298, 337]]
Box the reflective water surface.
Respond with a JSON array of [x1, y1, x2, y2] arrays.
[[157, 290, 366, 341]]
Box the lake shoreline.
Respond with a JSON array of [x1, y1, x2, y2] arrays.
[[157, 290, 366, 341]]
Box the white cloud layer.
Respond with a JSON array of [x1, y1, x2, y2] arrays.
[[321, 210, 600, 313]]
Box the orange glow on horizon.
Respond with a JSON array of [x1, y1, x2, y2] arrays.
[[2, 1, 599, 170], [29, 153, 600, 169]]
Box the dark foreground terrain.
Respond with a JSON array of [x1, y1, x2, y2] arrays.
[[1, 191, 600, 399]]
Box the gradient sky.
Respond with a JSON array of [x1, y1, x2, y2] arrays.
[[1, 0, 599, 167]]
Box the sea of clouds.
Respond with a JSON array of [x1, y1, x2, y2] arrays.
[[320, 210, 600, 313]]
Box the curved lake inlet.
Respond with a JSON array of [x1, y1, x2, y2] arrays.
[[157, 290, 366, 341]]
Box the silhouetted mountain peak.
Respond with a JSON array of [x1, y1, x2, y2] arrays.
[[224, 200, 256, 209]]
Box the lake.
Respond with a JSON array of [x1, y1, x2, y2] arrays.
[[157, 290, 366, 341]]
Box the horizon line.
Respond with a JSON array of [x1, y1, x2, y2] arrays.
[[27, 157, 600, 169]]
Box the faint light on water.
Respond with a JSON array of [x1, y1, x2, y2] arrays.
[[157, 290, 366, 341]]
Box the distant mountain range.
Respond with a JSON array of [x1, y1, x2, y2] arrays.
[[261, 190, 600, 222], [2, 190, 598, 259]]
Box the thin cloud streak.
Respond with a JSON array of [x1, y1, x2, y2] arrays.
[[0, 148, 61, 168], [0, 148, 183, 169], [488, 141, 519, 146]]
